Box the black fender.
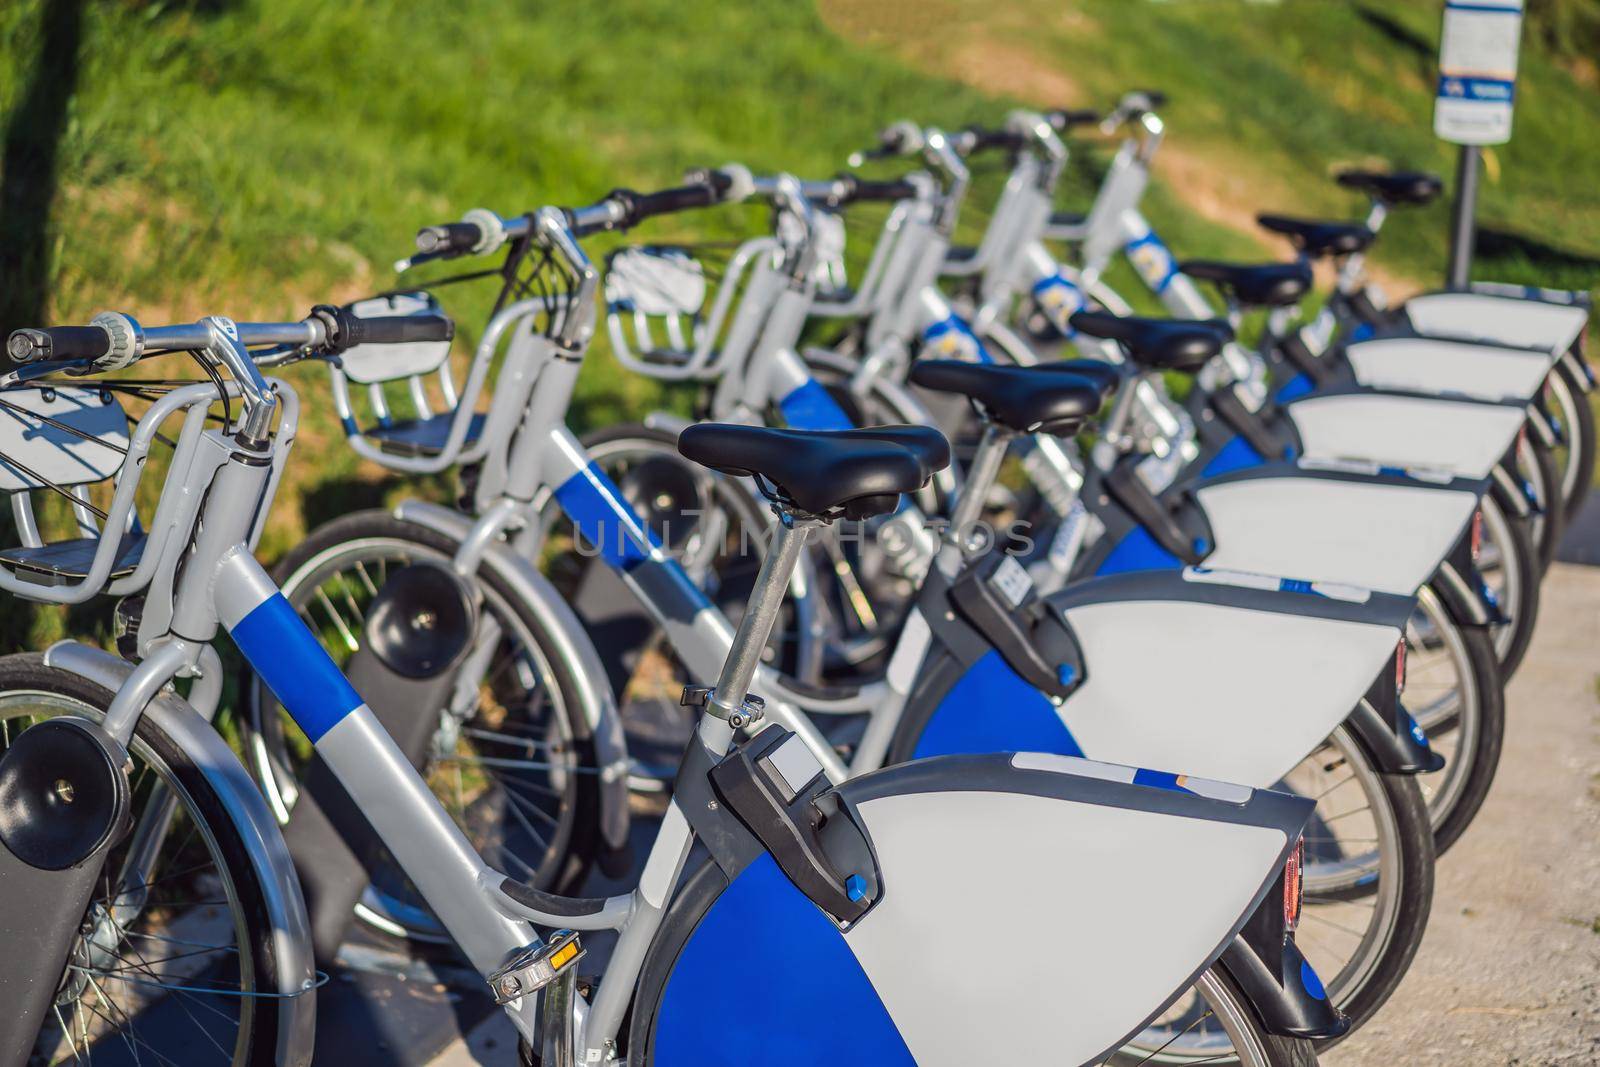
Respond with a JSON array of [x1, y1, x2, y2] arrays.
[[40, 641, 317, 1065], [1217, 867, 1348, 1040]]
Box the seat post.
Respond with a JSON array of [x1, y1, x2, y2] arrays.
[[703, 515, 818, 740], [1091, 367, 1144, 471], [946, 423, 1013, 555]]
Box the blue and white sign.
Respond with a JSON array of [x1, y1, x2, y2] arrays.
[[1434, 0, 1524, 146]]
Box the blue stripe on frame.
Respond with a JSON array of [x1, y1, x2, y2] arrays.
[[230, 593, 364, 744], [1273, 373, 1316, 403], [653, 853, 915, 1066], [912, 649, 1083, 760], [778, 379, 855, 431], [922, 315, 996, 363], [553, 461, 664, 570], [1094, 525, 1185, 576], [1201, 436, 1267, 478]]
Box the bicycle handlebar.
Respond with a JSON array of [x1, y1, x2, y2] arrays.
[[7, 309, 453, 367]]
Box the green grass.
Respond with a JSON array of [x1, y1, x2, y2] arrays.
[[828, 0, 1600, 292], [0, 0, 1596, 648]]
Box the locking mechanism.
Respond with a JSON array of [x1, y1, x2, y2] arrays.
[[488, 930, 585, 1005]]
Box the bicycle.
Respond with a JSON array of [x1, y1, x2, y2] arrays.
[[261, 169, 1435, 1051], [1027, 92, 1569, 604], [0, 274, 1330, 1065], [776, 115, 1504, 858]]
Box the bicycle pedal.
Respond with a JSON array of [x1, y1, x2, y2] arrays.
[[488, 930, 585, 1005]]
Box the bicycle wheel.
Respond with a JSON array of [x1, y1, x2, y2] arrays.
[[1547, 362, 1596, 526], [246, 511, 600, 942], [625, 860, 1315, 1067], [1277, 724, 1433, 1045], [0, 654, 291, 1066], [1477, 493, 1541, 678], [1518, 432, 1564, 572], [1108, 967, 1317, 1066], [1403, 586, 1506, 854]]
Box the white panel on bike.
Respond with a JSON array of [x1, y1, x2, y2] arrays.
[[604, 247, 707, 317], [842, 788, 1286, 1065], [1195, 476, 1477, 595], [1344, 336, 1552, 402], [0, 387, 129, 493], [1285, 392, 1525, 478], [812, 210, 849, 293], [340, 293, 453, 385], [1057, 599, 1396, 785], [1403, 292, 1587, 355]]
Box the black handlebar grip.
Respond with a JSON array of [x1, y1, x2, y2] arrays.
[[6, 325, 112, 363], [1047, 108, 1101, 131], [964, 127, 1028, 154], [314, 305, 455, 353], [839, 175, 919, 204], [342, 313, 455, 348], [415, 222, 483, 255], [620, 182, 721, 226]]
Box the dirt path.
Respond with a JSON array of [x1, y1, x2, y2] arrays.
[[1325, 561, 1600, 1066]]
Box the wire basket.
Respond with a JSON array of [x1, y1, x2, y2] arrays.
[[0, 376, 297, 605]]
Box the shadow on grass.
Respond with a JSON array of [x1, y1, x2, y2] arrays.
[[1477, 226, 1600, 285], [1354, 5, 1434, 59], [0, 0, 86, 343], [297, 475, 414, 535]]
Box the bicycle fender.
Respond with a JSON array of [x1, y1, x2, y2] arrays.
[[40, 641, 317, 1067], [1280, 388, 1528, 480], [1046, 570, 1411, 786], [393, 501, 632, 863], [1218, 883, 1349, 1040], [1404, 290, 1588, 356], [1343, 335, 1553, 402], [1191, 464, 1480, 596], [646, 748, 1311, 1066]]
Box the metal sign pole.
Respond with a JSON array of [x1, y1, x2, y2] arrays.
[[1433, 0, 1523, 291], [1446, 145, 1481, 289]]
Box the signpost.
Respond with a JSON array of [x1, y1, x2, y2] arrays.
[[1434, 0, 1524, 288]]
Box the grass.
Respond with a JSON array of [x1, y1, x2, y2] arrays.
[[824, 0, 1600, 293], [0, 0, 1596, 650]]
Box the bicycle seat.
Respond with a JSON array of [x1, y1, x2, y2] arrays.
[[1179, 260, 1312, 308], [1256, 214, 1374, 259], [1068, 312, 1231, 373], [677, 424, 950, 519], [908, 360, 1106, 435], [364, 412, 486, 457], [1051, 358, 1122, 395], [1336, 169, 1443, 207]]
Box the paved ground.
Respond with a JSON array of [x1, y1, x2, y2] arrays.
[[1325, 559, 1600, 1067], [417, 512, 1600, 1067]]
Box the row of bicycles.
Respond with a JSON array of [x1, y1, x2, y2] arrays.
[[0, 90, 1591, 1066]]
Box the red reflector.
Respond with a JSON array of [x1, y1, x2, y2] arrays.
[[1395, 639, 1407, 696], [1284, 839, 1304, 933], [1470, 510, 1484, 563]]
